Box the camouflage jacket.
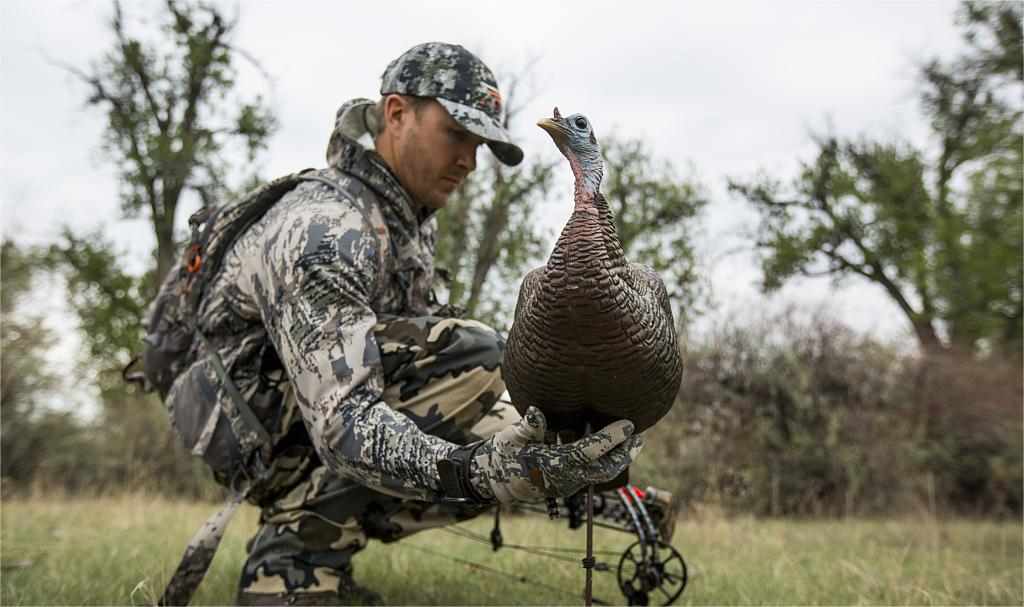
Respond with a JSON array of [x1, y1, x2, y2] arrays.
[[195, 135, 457, 501]]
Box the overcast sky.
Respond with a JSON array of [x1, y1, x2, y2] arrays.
[[1, 0, 966, 388]]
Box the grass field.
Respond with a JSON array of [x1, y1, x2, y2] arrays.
[[1, 494, 1021, 605]]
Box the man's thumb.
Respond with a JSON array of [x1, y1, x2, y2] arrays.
[[502, 405, 547, 447]]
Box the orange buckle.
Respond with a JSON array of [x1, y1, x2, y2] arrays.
[[186, 244, 202, 273]]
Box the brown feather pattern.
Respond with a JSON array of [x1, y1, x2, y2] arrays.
[[504, 188, 683, 437]]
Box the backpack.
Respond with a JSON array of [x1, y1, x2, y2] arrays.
[[128, 170, 311, 481], [135, 169, 314, 398], [127, 169, 357, 474], [123, 169, 348, 606]]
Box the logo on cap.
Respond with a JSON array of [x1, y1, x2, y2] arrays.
[[484, 85, 503, 114]]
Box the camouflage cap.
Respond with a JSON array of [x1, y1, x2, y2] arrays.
[[381, 42, 524, 167]]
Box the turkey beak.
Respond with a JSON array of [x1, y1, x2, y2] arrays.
[[537, 118, 569, 146]]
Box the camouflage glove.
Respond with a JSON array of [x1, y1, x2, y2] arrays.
[[467, 406, 643, 504]]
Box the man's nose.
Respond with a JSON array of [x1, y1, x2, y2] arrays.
[[456, 145, 477, 173]]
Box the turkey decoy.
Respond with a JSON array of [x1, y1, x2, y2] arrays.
[[503, 108, 683, 439]]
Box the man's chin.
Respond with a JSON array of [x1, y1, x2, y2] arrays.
[[424, 189, 454, 209]]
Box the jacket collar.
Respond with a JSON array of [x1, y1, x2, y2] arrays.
[[328, 135, 437, 226]]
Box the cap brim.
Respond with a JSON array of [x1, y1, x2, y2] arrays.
[[436, 98, 524, 166]]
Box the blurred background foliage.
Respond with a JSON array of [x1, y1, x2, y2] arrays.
[[1, 0, 1020, 517], [632, 308, 1022, 517]]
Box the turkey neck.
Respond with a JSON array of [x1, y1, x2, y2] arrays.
[[543, 187, 627, 324], [557, 144, 624, 268]]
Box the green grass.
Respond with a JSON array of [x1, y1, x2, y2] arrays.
[[2, 495, 1021, 605]]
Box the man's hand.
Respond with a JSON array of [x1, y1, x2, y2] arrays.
[[468, 406, 644, 504]]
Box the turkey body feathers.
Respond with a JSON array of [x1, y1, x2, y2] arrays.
[[504, 193, 683, 437]]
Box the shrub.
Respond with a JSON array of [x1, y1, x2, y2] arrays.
[[636, 308, 1022, 517]]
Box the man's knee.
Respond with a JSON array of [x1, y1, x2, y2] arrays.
[[381, 316, 505, 399], [416, 317, 506, 414], [430, 317, 504, 369], [381, 316, 502, 364]]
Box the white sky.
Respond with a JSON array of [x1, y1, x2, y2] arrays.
[[1, 0, 966, 395]]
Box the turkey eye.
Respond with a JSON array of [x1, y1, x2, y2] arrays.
[[574, 117, 588, 130]]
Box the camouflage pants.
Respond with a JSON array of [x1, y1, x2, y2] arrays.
[[238, 316, 516, 599]]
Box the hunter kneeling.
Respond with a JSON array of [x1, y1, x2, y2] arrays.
[[137, 42, 643, 606]]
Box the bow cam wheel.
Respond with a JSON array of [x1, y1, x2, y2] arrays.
[[617, 540, 687, 606]]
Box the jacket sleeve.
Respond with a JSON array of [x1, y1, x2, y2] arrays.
[[252, 188, 456, 501]]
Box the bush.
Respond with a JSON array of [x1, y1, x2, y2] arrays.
[[635, 308, 1022, 517], [3, 391, 223, 501]]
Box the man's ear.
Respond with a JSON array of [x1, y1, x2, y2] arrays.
[[381, 94, 407, 133]]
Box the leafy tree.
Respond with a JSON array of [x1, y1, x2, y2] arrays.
[[729, 1, 1022, 353], [47, 0, 277, 390], [64, 0, 276, 283], [33, 0, 275, 494], [43, 229, 151, 397], [0, 240, 68, 486], [434, 158, 555, 329], [38, 231, 219, 497]]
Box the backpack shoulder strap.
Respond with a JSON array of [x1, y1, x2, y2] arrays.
[[297, 172, 349, 198], [186, 169, 318, 314]]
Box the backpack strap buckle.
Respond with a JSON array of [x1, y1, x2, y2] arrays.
[[185, 244, 203, 273]]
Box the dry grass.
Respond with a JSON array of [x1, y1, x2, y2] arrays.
[[1, 494, 1021, 605]]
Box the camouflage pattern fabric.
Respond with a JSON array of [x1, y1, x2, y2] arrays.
[[380, 42, 523, 166], [327, 98, 380, 156], [160, 491, 246, 606], [237, 315, 515, 602], [172, 132, 517, 603], [162, 130, 519, 604], [467, 406, 644, 503], [192, 134, 469, 504]]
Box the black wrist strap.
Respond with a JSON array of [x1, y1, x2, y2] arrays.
[[437, 441, 485, 504]]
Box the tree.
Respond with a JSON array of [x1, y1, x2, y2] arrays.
[[31, 1, 275, 494], [47, 0, 277, 392], [0, 242, 57, 407], [729, 1, 1022, 354], [1, 240, 67, 486], [64, 0, 276, 284], [43, 229, 151, 396], [35, 230, 221, 497]]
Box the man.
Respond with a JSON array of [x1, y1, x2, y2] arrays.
[[169, 42, 642, 605]]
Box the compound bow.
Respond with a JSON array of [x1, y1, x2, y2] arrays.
[[405, 484, 689, 606]]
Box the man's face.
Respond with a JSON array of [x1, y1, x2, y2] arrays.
[[385, 98, 484, 210]]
